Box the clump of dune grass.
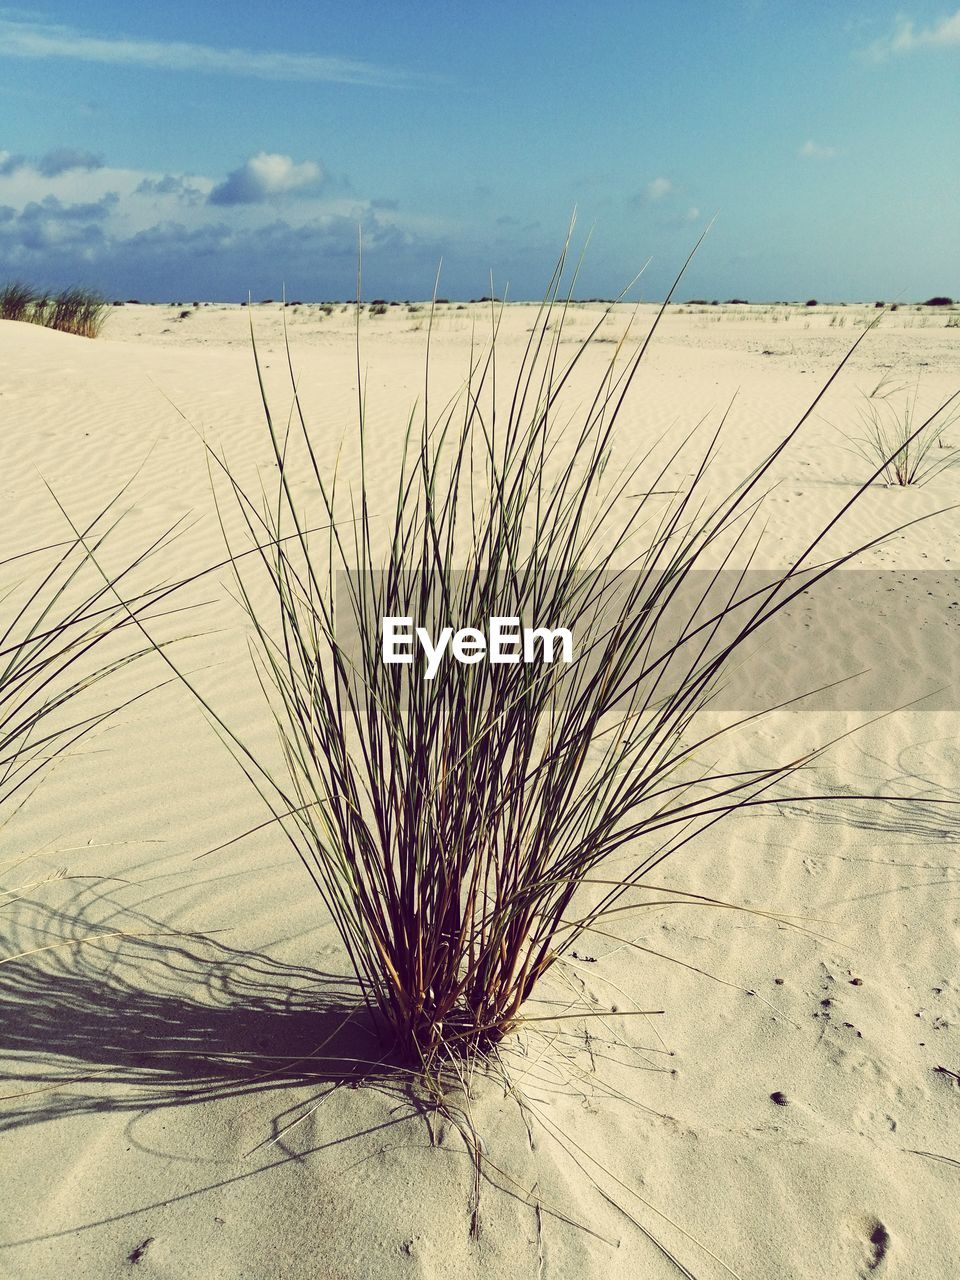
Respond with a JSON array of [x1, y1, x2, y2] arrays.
[[0, 282, 38, 324], [842, 373, 960, 486], [0, 489, 195, 918], [0, 282, 109, 338], [196, 234, 950, 1077], [0, 490, 217, 1015]]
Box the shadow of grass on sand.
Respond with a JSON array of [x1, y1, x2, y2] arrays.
[[0, 885, 570, 1259], [0, 885, 400, 1135]]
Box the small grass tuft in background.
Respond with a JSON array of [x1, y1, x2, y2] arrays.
[[841, 374, 960, 486]]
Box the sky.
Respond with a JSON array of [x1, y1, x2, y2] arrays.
[[0, 2, 958, 301]]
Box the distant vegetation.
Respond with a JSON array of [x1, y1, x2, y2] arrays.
[[0, 282, 109, 338], [923, 296, 954, 307]]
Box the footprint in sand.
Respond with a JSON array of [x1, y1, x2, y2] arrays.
[[862, 1219, 890, 1274]]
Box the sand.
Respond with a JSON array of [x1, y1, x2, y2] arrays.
[[1, 300, 959, 1279]]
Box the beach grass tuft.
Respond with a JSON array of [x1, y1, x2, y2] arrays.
[[199, 235, 952, 1078], [842, 374, 960, 486], [0, 282, 110, 338], [0, 490, 194, 897]]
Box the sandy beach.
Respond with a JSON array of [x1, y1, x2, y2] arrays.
[[2, 299, 958, 1278]]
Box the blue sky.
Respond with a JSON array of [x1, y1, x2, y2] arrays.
[[1, 2, 958, 301]]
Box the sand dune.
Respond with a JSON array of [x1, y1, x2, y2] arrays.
[[2, 302, 959, 1279]]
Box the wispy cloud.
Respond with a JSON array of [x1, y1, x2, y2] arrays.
[[135, 173, 208, 205], [799, 139, 838, 159], [866, 9, 960, 57], [20, 192, 117, 223], [645, 176, 675, 202], [0, 18, 426, 88], [628, 176, 697, 219], [0, 146, 104, 176], [36, 147, 104, 177], [209, 153, 324, 205]]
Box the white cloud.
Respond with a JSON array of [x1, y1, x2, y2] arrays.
[[799, 139, 838, 159], [209, 153, 324, 205], [645, 176, 674, 202], [866, 9, 960, 57], [0, 17, 426, 88]]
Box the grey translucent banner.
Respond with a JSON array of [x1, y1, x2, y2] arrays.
[[329, 569, 960, 712]]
